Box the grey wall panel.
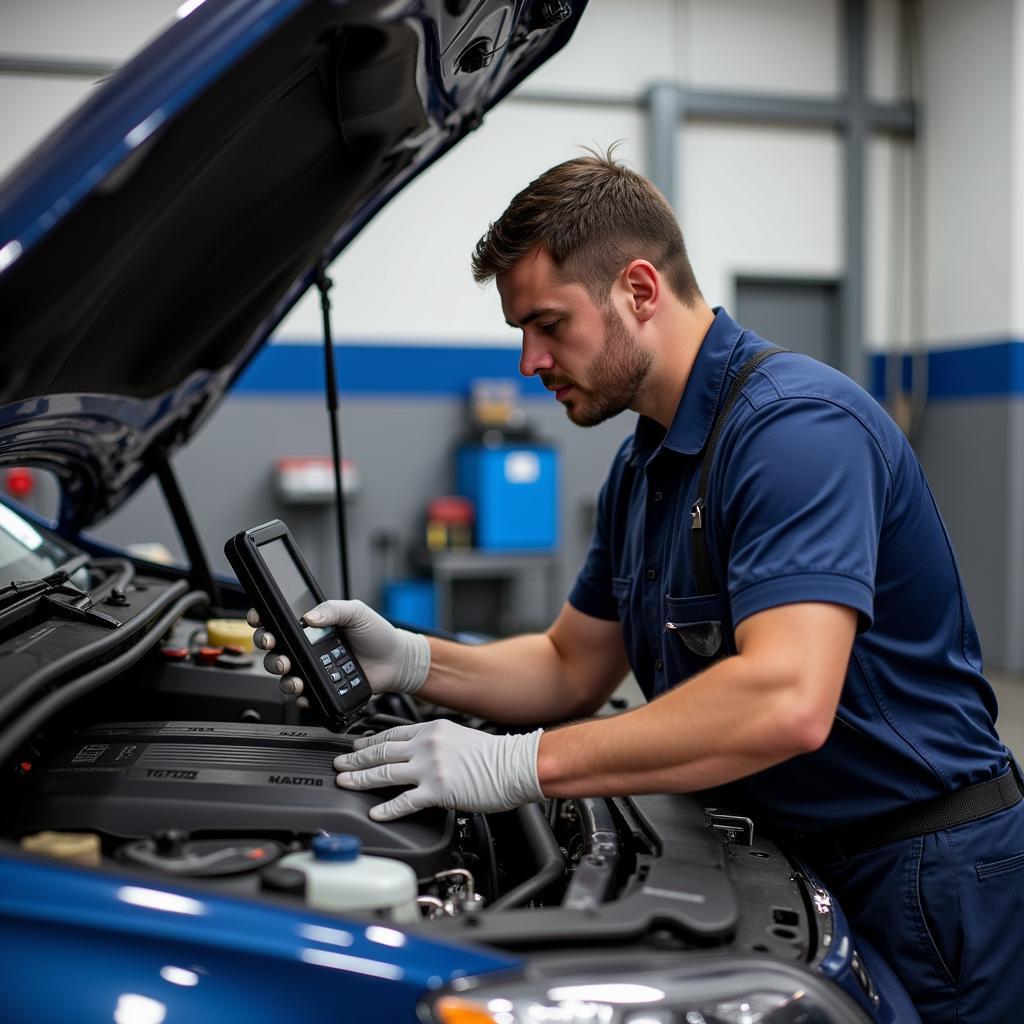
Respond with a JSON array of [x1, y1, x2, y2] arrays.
[[90, 395, 635, 624], [913, 398, 1014, 670], [85, 388, 1024, 672], [1008, 402, 1024, 671], [735, 277, 842, 366]]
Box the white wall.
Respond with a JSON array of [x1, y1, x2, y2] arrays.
[[524, 0, 680, 96], [683, 0, 840, 97], [678, 124, 842, 313], [918, 0, 1016, 347], [277, 102, 647, 345], [0, 77, 96, 179], [274, 0, 852, 344], [1, 0, 177, 59], [526, 0, 841, 99], [0, 0, 180, 177]]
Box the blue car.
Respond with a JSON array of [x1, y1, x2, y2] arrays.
[[0, 2, 919, 1021]]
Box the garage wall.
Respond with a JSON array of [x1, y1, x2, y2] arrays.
[[0, 0, 859, 614], [8, 0, 1023, 667], [678, 124, 843, 318], [918, 0, 1015, 345], [898, 0, 1024, 669], [0, 0, 177, 173]]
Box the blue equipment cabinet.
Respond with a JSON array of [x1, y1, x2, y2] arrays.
[[456, 444, 558, 551], [381, 578, 437, 630]]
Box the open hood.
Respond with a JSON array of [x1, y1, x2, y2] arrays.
[[0, 0, 585, 530]]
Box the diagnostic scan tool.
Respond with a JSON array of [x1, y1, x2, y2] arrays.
[[225, 520, 370, 731]]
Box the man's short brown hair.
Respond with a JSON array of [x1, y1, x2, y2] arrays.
[[471, 149, 702, 306]]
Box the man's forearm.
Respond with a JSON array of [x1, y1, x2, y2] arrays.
[[536, 652, 830, 797], [418, 632, 599, 725], [535, 602, 854, 798], [334, 604, 852, 821]]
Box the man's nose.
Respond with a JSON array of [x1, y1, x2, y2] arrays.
[[519, 334, 554, 377]]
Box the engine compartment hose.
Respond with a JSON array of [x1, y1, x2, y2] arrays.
[[470, 811, 499, 901], [0, 577, 193, 722], [561, 799, 620, 909], [488, 803, 564, 910], [0, 588, 207, 764], [576, 797, 620, 857]]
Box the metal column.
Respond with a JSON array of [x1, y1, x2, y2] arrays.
[[646, 82, 680, 210], [841, 0, 869, 384]]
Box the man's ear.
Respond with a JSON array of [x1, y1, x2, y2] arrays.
[[622, 260, 659, 323]]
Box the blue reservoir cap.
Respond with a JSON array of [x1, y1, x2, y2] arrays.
[[312, 833, 361, 861]]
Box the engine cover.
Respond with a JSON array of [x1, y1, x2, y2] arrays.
[[13, 721, 453, 876]]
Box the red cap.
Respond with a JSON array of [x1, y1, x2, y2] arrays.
[[196, 646, 224, 665], [427, 496, 474, 525], [160, 647, 191, 661]]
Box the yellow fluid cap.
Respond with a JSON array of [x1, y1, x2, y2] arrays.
[[21, 831, 101, 867], [207, 618, 256, 653]]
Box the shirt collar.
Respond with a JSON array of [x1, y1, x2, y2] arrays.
[[628, 306, 745, 466]]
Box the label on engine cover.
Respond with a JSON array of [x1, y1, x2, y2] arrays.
[[67, 743, 142, 767], [267, 775, 323, 787], [44, 737, 339, 791], [71, 744, 109, 764]]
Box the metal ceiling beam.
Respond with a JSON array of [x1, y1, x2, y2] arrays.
[[0, 55, 114, 79], [513, 87, 916, 139]]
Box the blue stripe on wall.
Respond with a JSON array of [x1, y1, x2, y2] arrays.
[[870, 340, 1024, 401], [232, 338, 1024, 401], [233, 342, 549, 398]]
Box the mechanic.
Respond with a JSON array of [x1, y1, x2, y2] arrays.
[[254, 153, 1024, 1022]]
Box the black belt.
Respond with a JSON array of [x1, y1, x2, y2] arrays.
[[786, 761, 1024, 865]]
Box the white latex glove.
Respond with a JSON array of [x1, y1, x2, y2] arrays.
[[333, 720, 545, 821], [248, 600, 430, 703]]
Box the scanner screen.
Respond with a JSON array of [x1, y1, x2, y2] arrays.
[[258, 538, 332, 644]]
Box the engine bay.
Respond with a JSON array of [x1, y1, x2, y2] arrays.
[[0, 559, 829, 970], [12, 720, 453, 879]]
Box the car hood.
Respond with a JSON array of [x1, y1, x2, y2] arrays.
[[0, 0, 584, 530]]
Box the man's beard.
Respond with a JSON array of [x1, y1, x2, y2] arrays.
[[543, 305, 654, 427]]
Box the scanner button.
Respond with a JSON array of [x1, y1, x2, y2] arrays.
[[349, 676, 362, 687], [330, 671, 342, 682], [341, 661, 355, 674]]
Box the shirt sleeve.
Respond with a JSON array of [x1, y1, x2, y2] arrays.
[[568, 440, 632, 622], [717, 397, 892, 631]]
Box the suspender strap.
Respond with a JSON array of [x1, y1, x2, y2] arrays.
[[691, 347, 786, 595]]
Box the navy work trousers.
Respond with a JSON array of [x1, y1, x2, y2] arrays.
[[815, 800, 1024, 1022]]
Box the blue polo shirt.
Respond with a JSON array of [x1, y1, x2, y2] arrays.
[[569, 308, 1006, 833]]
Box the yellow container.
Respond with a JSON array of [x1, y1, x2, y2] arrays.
[[206, 618, 256, 652]]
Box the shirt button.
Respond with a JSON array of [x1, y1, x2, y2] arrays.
[[653, 490, 664, 502], [655, 659, 664, 671], [646, 568, 657, 581]]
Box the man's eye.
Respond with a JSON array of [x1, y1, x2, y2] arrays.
[[540, 321, 560, 334]]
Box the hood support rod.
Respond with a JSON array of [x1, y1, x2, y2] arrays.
[[150, 446, 220, 608], [316, 262, 351, 599]]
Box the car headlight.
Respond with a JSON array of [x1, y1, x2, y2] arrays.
[[419, 957, 873, 1024]]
